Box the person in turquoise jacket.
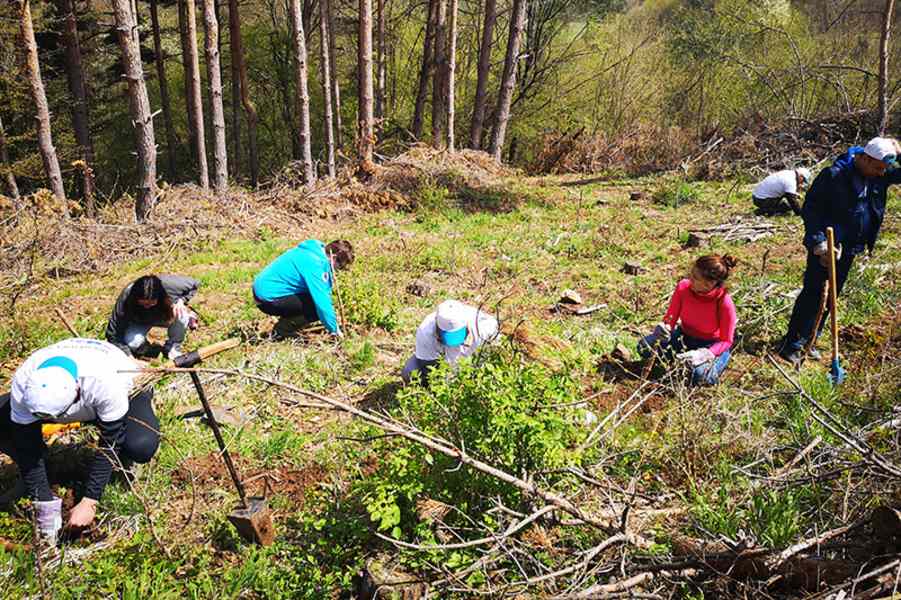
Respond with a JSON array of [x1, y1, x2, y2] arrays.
[[252, 239, 354, 337]]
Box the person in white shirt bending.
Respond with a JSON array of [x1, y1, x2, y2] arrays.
[[752, 167, 812, 216], [401, 300, 499, 386]]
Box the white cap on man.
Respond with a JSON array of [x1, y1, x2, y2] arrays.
[[12, 356, 79, 423], [436, 300, 469, 347], [864, 137, 899, 165]]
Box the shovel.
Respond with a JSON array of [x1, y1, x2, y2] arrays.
[[174, 351, 275, 546], [826, 227, 845, 386]]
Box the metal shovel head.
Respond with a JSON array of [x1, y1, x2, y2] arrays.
[[227, 496, 275, 546], [829, 357, 846, 386]]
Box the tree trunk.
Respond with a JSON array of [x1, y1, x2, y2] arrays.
[[469, 0, 496, 150], [488, 0, 526, 162], [411, 0, 438, 139], [150, 0, 179, 182], [111, 0, 158, 221], [228, 0, 260, 187], [178, 0, 198, 162], [184, 0, 209, 188], [0, 116, 20, 205], [878, 0, 896, 134], [375, 0, 386, 120], [358, 0, 375, 167], [55, 0, 96, 213], [202, 0, 228, 192], [319, 0, 336, 177], [324, 0, 343, 149], [446, 0, 458, 151], [289, 0, 315, 184], [431, 0, 447, 147], [18, 0, 67, 209], [229, 10, 242, 181]]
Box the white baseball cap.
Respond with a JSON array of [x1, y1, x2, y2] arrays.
[[796, 167, 811, 182], [864, 137, 899, 164], [436, 300, 469, 347], [15, 357, 79, 422]]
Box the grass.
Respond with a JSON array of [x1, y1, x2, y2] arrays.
[[0, 171, 899, 597]]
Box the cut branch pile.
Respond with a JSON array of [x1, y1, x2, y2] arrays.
[[689, 216, 777, 244]]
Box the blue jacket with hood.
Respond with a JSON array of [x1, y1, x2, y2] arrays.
[[252, 240, 339, 333], [802, 146, 901, 256]]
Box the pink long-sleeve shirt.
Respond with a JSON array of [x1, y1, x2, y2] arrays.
[[662, 279, 737, 356]]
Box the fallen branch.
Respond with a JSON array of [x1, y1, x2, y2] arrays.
[[54, 308, 79, 337]]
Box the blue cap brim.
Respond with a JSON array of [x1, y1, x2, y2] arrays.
[[37, 356, 78, 380], [438, 326, 467, 347]]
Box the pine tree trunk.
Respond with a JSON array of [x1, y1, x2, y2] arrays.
[[469, 0, 496, 150], [18, 0, 67, 209], [184, 0, 209, 188], [0, 116, 20, 205], [324, 0, 343, 149], [878, 0, 896, 135], [228, 0, 259, 187], [446, 0, 458, 151], [150, 0, 179, 182], [178, 0, 198, 162], [488, 0, 526, 162], [111, 0, 158, 221], [411, 0, 438, 139], [202, 0, 228, 192], [229, 13, 242, 181], [431, 0, 447, 147], [358, 0, 375, 167], [319, 0, 336, 177], [55, 0, 96, 213], [375, 0, 386, 120], [289, 0, 315, 184]]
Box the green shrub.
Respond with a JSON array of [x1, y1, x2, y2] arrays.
[[654, 180, 701, 208], [338, 278, 399, 332]]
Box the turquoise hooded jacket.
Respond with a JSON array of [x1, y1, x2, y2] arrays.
[[252, 240, 339, 333]]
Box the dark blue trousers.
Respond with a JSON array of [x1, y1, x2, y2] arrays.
[[780, 250, 855, 354]]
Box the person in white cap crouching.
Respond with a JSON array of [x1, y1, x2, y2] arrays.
[[0, 338, 160, 544], [401, 300, 500, 386], [752, 167, 812, 216]]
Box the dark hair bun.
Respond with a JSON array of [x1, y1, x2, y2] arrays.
[[721, 255, 738, 271]]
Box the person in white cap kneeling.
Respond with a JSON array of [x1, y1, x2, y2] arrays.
[[0, 338, 160, 544], [752, 167, 812, 216], [401, 300, 500, 386]]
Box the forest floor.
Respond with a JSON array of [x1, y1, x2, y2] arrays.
[[1, 149, 900, 599]]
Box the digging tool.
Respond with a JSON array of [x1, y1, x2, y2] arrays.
[[327, 249, 348, 335], [174, 349, 274, 546], [801, 279, 829, 368], [826, 227, 845, 385]]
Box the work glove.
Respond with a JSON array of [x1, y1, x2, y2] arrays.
[[34, 497, 63, 546], [676, 348, 716, 367], [646, 323, 671, 346], [173, 300, 199, 330], [813, 241, 841, 268]]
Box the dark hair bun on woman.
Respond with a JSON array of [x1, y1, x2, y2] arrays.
[[694, 254, 737, 285], [721, 255, 738, 271]]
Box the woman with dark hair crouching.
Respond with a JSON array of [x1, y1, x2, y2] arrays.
[[105, 274, 199, 359], [638, 254, 738, 386]]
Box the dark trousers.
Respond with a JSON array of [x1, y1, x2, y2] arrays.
[[253, 290, 319, 322], [781, 250, 855, 354], [753, 194, 800, 216]]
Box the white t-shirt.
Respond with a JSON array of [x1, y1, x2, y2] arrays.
[[414, 304, 499, 365], [753, 170, 798, 199], [10, 338, 140, 425]]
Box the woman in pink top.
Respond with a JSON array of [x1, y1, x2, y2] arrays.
[[638, 254, 738, 386]]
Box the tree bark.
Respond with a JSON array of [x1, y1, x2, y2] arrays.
[[289, 0, 315, 184], [202, 0, 228, 193], [375, 0, 386, 120], [55, 0, 96, 213], [358, 0, 375, 167], [878, 0, 896, 135], [319, 0, 336, 177], [488, 0, 526, 162], [178, 0, 198, 162], [411, 0, 438, 139], [150, 0, 179, 182], [0, 116, 20, 204], [431, 0, 447, 147], [324, 0, 343, 149], [469, 0, 496, 150], [184, 0, 209, 188], [111, 0, 158, 221], [229, 7, 242, 181], [228, 0, 260, 187], [446, 0, 458, 151], [18, 0, 67, 209]]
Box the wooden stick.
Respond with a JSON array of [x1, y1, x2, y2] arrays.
[[826, 227, 840, 362], [129, 338, 240, 396], [54, 307, 79, 337], [327, 249, 348, 334]]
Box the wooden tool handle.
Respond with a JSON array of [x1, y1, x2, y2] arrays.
[[826, 227, 839, 360], [195, 338, 240, 361]]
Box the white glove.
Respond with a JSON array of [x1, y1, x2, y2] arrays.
[[676, 348, 716, 367], [173, 300, 198, 329], [34, 497, 63, 546], [812, 241, 828, 256]]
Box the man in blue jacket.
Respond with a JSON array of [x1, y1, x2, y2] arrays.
[[252, 239, 354, 338], [779, 137, 900, 364]]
